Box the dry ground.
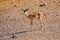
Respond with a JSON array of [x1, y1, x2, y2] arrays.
[[0, 0, 60, 40]]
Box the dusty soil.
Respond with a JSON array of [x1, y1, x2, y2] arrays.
[[0, 0, 60, 40]]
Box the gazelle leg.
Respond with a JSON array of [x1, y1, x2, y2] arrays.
[[40, 12, 43, 28], [30, 19, 33, 26]]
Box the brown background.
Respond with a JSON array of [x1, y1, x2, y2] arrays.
[[0, 0, 60, 40]]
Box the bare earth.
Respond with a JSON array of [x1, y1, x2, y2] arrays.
[[0, 0, 60, 40]]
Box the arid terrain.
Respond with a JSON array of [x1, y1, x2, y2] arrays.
[[0, 0, 60, 40]]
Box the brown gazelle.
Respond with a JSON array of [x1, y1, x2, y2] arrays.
[[25, 11, 43, 28]]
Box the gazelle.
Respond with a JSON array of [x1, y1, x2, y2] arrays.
[[25, 11, 43, 28]]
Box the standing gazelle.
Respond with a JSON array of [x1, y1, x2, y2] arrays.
[[25, 11, 43, 28]]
